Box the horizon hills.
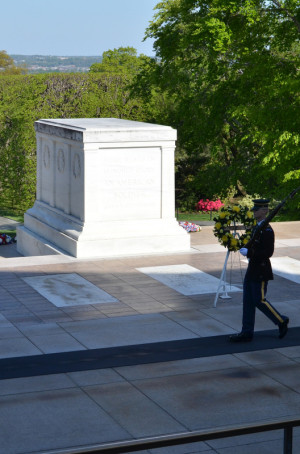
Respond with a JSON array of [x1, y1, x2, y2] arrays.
[[11, 54, 103, 74]]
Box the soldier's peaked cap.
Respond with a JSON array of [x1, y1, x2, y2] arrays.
[[252, 199, 270, 210]]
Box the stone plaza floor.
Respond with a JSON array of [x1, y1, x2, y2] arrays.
[[0, 220, 300, 453]]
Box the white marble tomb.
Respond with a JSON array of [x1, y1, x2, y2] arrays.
[[17, 118, 190, 258]]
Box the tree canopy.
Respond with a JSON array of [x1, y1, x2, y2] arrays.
[[0, 50, 27, 75], [143, 0, 300, 208], [89, 47, 150, 77]]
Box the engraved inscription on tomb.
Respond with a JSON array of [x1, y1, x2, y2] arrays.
[[98, 147, 161, 219]]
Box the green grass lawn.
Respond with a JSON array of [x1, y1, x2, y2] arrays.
[[176, 212, 214, 222], [176, 211, 298, 223], [0, 205, 24, 236], [0, 207, 24, 223]]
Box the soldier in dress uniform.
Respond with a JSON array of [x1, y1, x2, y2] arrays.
[[229, 199, 289, 342]]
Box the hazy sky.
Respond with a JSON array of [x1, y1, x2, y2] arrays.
[[1, 0, 159, 56]]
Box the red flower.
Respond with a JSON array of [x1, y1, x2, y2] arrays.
[[196, 199, 224, 212]]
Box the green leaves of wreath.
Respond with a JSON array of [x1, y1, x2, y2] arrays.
[[213, 205, 257, 252]]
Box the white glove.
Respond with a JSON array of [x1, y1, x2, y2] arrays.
[[239, 247, 248, 257]]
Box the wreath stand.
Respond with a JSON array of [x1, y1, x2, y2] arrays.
[[213, 224, 244, 307]]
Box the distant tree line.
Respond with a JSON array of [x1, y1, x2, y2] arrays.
[[11, 54, 103, 73]]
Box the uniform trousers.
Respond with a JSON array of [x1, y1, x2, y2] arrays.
[[242, 269, 286, 336]]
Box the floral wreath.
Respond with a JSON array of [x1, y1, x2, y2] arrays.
[[213, 205, 256, 252]]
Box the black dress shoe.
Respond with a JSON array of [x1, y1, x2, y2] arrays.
[[279, 318, 289, 339], [229, 332, 253, 343]]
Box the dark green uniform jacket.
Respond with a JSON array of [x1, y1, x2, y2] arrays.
[[246, 224, 274, 282]]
